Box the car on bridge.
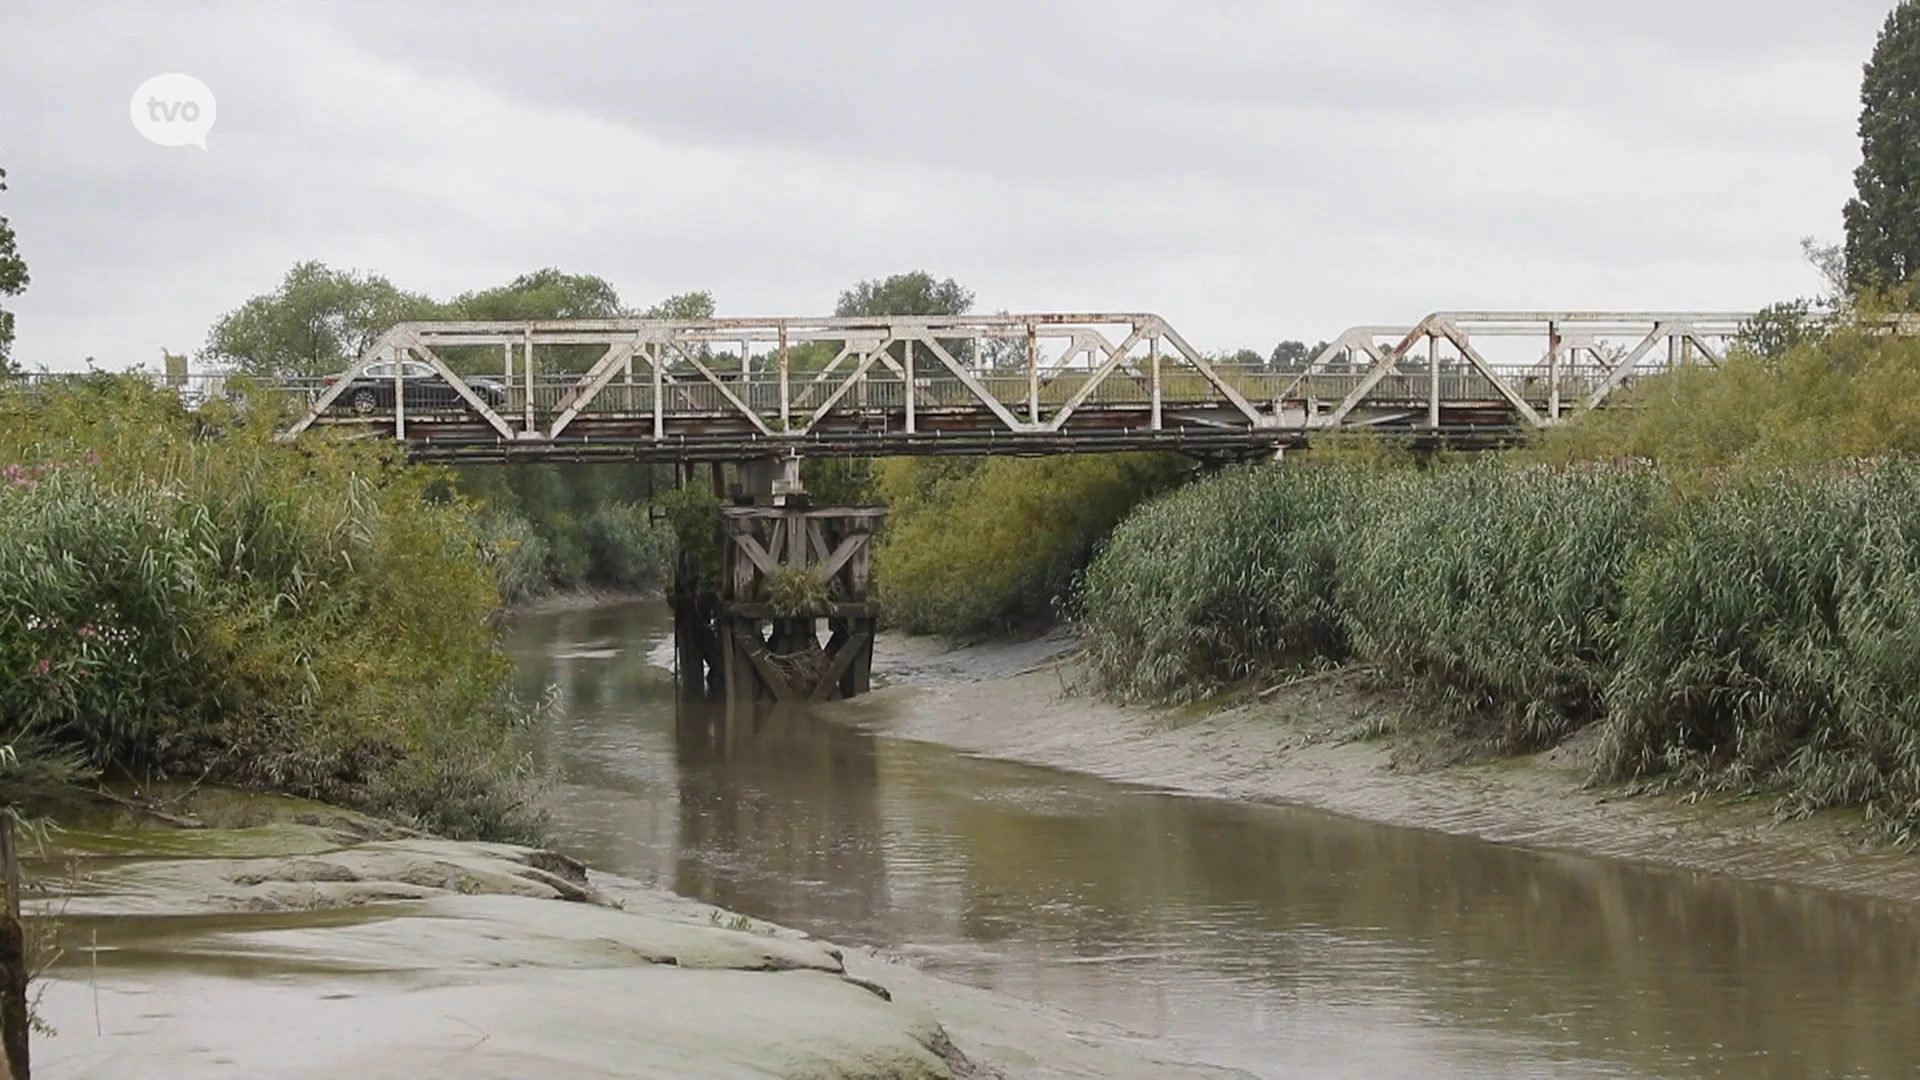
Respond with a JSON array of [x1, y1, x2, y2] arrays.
[[322, 360, 509, 414]]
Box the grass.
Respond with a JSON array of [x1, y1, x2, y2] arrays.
[[763, 564, 832, 616]]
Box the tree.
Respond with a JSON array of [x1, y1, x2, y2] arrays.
[[833, 270, 976, 370], [1844, 1, 1920, 292], [803, 273, 978, 503], [835, 272, 973, 318], [1269, 339, 1329, 372], [451, 268, 626, 321], [1736, 299, 1821, 362], [643, 290, 715, 320], [447, 269, 632, 376], [201, 261, 442, 377], [0, 166, 27, 375]]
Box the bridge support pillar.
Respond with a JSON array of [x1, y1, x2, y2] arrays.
[[671, 502, 883, 706], [735, 454, 806, 504]]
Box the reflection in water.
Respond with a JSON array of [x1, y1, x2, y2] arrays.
[[510, 601, 1920, 1080], [672, 700, 891, 931]]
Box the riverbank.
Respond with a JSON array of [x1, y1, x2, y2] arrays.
[[28, 793, 1250, 1079], [508, 585, 658, 617], [833, 630, 1920, 904]]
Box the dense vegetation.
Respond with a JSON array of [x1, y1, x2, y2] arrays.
[[0, 377, 545, 841], [1080, 317, 1920, 838], [459, 464, 672, 601], [872, 454, 1186, 636], [1082, 7, 1920, 835]]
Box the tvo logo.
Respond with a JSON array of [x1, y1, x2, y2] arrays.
[[130, 73, 217, 149]]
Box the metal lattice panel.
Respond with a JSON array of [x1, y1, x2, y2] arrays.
[[207, 307, 1898, 461]]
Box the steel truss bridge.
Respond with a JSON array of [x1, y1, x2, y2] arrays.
[[245, 310, 1757, 463]]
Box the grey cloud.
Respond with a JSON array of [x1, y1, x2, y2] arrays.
[[0, 0, 1896, 368]]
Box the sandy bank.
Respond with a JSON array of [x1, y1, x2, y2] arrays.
[[29, 810, 1248, 1080], [833, 631, 1920, 904]]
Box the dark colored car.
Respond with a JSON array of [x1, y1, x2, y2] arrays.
[[323, 360, 509, 414]]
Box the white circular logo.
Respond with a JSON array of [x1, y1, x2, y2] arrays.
[[130, 73, 217, 149]]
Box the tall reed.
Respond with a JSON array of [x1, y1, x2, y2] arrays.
[[1339, 463, 1657, 747], [1077, 454, 1920, 834], [1078, 464, 1358, 702], [1599, 464, 1920, 834]]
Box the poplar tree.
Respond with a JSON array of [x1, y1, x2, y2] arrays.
[[1844, 1, 1920, 291], [0, 166, 27, 374]]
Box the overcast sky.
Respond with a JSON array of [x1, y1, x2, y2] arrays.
[[0, 0, 1898, 370]]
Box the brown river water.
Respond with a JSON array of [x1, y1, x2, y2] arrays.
[[510, 600, 1920, 1080]]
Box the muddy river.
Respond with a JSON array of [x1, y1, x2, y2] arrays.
[[510, 601, 1920, 1080]]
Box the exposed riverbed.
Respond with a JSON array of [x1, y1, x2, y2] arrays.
[[521, 600, 1920, 1079]]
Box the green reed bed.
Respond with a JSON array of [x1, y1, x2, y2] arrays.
[[1079, 464, 1359, 702], [1339, 464, 1659, 748], [1077, 458, 1920, 834], [1600, 465, 1920, 836]]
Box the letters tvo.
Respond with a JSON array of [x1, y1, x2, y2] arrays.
[[146, 98, 203, 124]]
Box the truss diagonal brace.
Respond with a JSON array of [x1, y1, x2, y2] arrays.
[[550, 335, 651, 438], [408, 337, 518, 440], [1048, 325, 1147, 431], [805, 341, 895, 429], [919, 336, 1031, 433], [1434, 321, 1543, 428], [669, 340, 776, 437], [1156, 323, 1267, 427], [278, 326, 407, 439], [1583, 323, 1673, 411]]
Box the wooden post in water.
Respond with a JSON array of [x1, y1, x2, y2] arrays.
[[0, 812, 28, 1080]]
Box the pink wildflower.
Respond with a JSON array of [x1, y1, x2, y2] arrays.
[[33, 658, 49, 677]]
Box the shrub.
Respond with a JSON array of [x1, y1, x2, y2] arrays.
[[539, 510, 589, 586], [0, 375, 543, 841], [875, 453, 1185, 636], [657, 483, 724, 593], [476, 510, 551, 605], [580, 501, 670, 592], [1535, 316, 1920, 473], [0, 469, 209, 766]]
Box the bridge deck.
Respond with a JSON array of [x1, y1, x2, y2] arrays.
[[290, 372, 1560, 461]]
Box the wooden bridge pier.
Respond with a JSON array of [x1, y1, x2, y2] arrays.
[[670, 467, 882, 706]]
